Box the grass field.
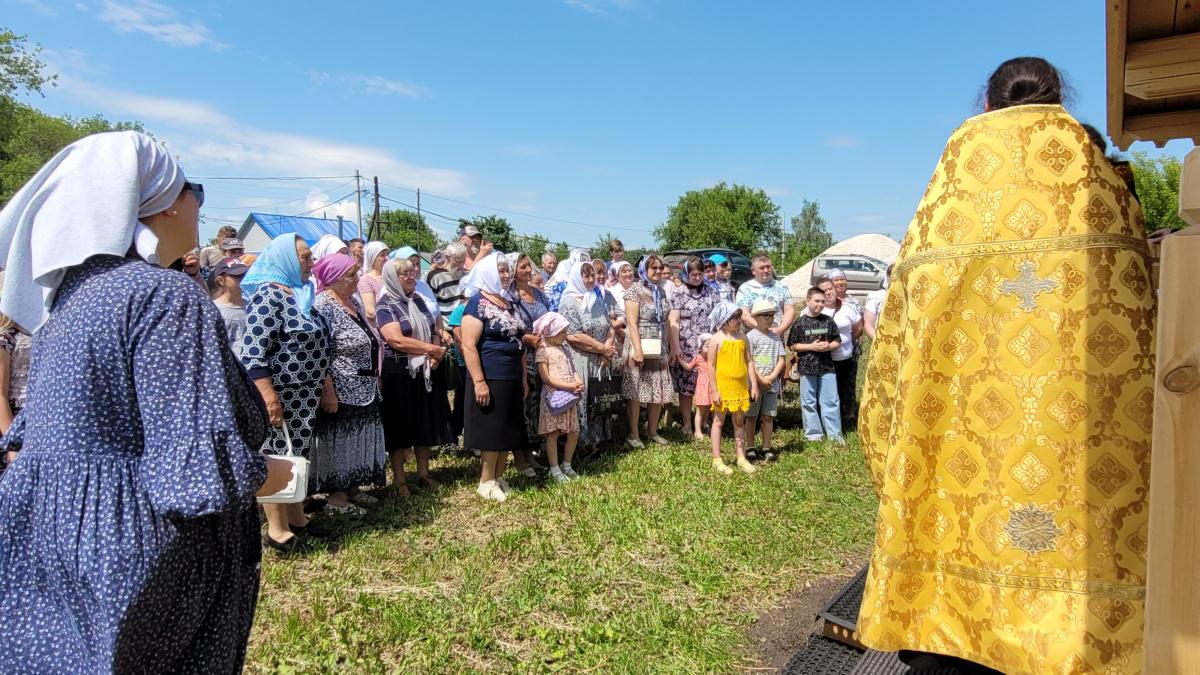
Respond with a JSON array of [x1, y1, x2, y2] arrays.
[[246, 404, 876, 674]]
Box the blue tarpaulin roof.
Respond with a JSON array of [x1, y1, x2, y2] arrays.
[[240, 213, 359, 245]]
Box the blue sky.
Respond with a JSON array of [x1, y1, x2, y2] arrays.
[[5, 0, 1193, 249]]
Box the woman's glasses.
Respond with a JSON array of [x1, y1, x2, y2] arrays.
[[182, 181, 204, 207]]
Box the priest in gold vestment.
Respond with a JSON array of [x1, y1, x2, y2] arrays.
[[857, 80, 1155, 672]]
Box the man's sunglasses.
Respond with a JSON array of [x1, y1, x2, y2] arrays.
[[182, 181, 205, 208]]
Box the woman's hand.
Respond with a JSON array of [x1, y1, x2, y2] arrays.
[[573, 377, 585, 395], [256, 456, 296, 497], [320, 376, 338, 413], [265, 396, 284, 427], [426, 343, 447, 361], [632, 348, 644, 367], [474, 380, 491, 407]]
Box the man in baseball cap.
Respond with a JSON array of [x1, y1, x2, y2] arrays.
[[220, 237, 245, 257]]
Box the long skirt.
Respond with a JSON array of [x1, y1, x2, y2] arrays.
[[522, 360, 544, 448], [309, 399, 388, 494], [380, 357, 454, 450], [574, 350, 615, 447], [464, 378, 527, 451], [261, 381, 321, 456], [833, 356, 858, 432]]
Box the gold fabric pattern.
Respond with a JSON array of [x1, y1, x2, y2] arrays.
[[858, 105, 1153, 674]]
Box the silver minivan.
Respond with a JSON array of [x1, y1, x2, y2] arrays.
[[810, 254, 888, 291]]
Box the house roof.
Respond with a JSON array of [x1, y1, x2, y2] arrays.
[[239, 213, 359, 245], [1107, 0, 1200, 148]]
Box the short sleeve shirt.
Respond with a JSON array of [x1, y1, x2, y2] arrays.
[[787, 312, 838, 376], [824, 301, 861, 362], [735, 281, 794, 328], [375, 294, 437, 364], [746, 329, 787, 393], [462, 294, 526, 381]]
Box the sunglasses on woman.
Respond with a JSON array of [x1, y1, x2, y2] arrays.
[[182, 181, 204, 208]]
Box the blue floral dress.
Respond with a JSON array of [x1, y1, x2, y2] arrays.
[[0, 256, 268, 673]]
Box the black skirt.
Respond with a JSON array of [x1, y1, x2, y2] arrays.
[[380, 356, 454, 450], [464, 378, 527, 452]]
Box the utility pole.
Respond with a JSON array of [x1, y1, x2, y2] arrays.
[[416, 188, 421, 223], [354, 170, 363, 241], [337, 215, 344, 241], [372, 176, 381, 241]]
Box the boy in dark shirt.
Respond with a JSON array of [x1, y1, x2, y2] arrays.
[[787, 287, 843, 442]]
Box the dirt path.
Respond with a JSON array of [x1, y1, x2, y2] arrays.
[[745, 567, 863, 672]]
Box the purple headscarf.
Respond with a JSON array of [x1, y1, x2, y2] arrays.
[[312, 252, 358, 292]]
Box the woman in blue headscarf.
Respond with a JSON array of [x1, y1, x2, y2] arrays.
[[620, 254, 673, 449], [242, 233, 333, 555]]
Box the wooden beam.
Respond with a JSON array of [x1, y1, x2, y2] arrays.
[[1125, 109, 1200, 144], [1108, 0, 1132, 149], [1126, 32, 1200, 99], [1144, 223, 1200, 675]]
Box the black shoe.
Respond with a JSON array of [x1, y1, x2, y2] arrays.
[[291, 519, 334, 539], [263, 533, 309, 556]]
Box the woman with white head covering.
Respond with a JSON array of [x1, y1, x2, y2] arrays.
[[459, 252, 529, 502], [557, 257, 618, 448], [0, 131, 293, 673], [375, 257, 453, 493], [311, 234, 349, 262], [356, 240, 390, 326], [545, 247, 590, 312]]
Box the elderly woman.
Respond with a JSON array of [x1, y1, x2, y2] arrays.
[[357, 240, 390, 327], [558, 260, 618, 448], [460, 254, 528, 502], [546, 248, 591, 311], [311, 234, 349, 262], [309, 253, 387, 514], [243, 233, 335, 553], [0, 131, 291, 672], [511, 253, 551, 476], [668, 256, 720, 439], [622, 255, 673, 448], [376, 258, 453, 492], [820, 271, 863, 430]]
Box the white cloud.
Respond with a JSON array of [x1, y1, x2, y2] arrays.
[[56, 74, 471, 195], [309, 71, 430, 98], [852, 214, 887, 225], [764, 186, 793, 199], [302, 189, 358, 222], [96, 0, 228, 50], [15, 0, 57, 16], [824, 135, 861, 149], [563, 0, 636, 15]]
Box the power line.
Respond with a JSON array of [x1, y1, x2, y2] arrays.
[[189, 175, 356, 181], [377, 194, 594, 250], [202, 178, 358, 211], [379, 182, 646, 234], [293, 191, 358, 217]]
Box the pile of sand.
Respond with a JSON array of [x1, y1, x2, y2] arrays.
[[780, 233, 900, 299]]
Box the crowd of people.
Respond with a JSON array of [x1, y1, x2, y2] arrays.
[[0, 55, 1162, 673]]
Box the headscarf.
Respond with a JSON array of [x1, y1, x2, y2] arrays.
[[312, 252, 358, 292], [825, 267, 847, 281], [311, 234, 348, 261], [565, 257, 602, 313], [609, 260, 633, 288], [504, 252, 522, 291], [460, 251, 509, 299], [242, 233, 315, 316], [638, 256, 664, 323], [382, 259, 435, 391], [0, 131, 184, 332], [532, 311, 569, 338], [708, 300, 740, 332], [548, 248, 589, 286], [362, 240, 388, 275]]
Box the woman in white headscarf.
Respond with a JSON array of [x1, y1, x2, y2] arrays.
[[545, 247, 590, 311], [459, 253, 528, 502], [311, 234, 349, 262], [558, 259, 618, 448], [0, 131, 292, 673], [356, 240, 390, 326]]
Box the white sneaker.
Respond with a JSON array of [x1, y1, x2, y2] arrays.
[[561, 464, 580, 480], [495, 476, 512, 494], [650, 435, 669, 446], [549, 467, 570, 483], [626, 437, 644, 450], [349, 492, 380, 507], [326, 502, 367, 516], [476, 480, 507, 502]]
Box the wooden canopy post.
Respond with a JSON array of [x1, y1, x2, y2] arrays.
[[1144, 147, 1200, 674]]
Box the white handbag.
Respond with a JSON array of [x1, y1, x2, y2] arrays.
[[640, 338, 663, 360], [256, 419, 310, 504]]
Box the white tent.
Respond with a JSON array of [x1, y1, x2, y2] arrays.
[[781, 233, 900, 300]]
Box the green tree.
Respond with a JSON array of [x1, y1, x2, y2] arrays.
[[516, 232, 550, 262], [376, 208, 438, 253], [461, 214, 519, 253], [1130, 152, 1186, 233], [589, 233, 616, 261], [781, 199, 834, 271], [654, 182, 782, 254], [0, 28, 55, 98]]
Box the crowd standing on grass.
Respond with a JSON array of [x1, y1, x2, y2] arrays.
[[0, 54, 1161, 674]]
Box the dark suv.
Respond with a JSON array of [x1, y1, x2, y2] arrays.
[[662, 248, 754, 287]]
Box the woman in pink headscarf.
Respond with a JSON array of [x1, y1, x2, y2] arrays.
[[309, 253, 387, 514]]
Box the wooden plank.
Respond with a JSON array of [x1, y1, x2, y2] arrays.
[[1177, 0, 1200, 33], [1109, 0, 1133, 149], [1128, 0, 1180, 40], [1144, 222, 1200, 675], [1124, 110, 1200, 144], [1125, 32, 1200, 100]]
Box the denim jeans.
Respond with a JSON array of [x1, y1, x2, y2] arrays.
[[799, 372, 842, 441]]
